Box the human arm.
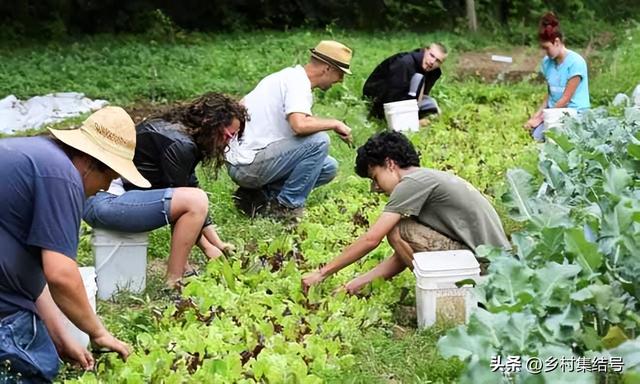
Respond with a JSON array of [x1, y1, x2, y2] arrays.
[[524, 94, 548, 129], [553, 75, 582, 108], [287, 113, 352, 143], [342, 252, 408, 294], [42, 250, 130, 359], [302, 212, 402, 292], [198, 225, 234, 260], [35, 285, 94, 370]]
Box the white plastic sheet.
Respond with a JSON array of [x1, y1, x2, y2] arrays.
[[0, 92, 108, 134]]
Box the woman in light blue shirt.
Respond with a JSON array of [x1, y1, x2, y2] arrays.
[[524, 12, 590, 141]]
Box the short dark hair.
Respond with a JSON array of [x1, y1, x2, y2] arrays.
[[355, 131, 421, 178]]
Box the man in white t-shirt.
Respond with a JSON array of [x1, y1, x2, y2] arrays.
[[226, 40, 354, 219]]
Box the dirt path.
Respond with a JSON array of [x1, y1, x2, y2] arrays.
[[454, 46, 541, 82]]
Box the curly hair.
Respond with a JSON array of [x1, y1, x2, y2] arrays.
[[159, 92, 249, 172], [355, 131, 421, 178]]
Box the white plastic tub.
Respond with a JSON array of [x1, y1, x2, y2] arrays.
[[543, 108, 578, 131], [384, 99, 419, 132], [61, 267, 96, 347], [413, 250, 481, 328], [92, 229, 148, 300]]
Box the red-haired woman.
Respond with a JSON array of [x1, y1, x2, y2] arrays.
[[524, 12, 590, 141]]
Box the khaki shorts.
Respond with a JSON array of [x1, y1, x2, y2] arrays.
[[398, 218, 467, 252], [398, 218, 489, 274]]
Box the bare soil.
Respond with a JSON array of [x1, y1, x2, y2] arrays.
[[454, 46, 542, 83]]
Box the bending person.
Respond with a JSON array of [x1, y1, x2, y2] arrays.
[[302, 131, 510, 295], [363, 43, 447, 122], [226, 40, 354, 220], [0, 107, 144, 381], [524, 12, 590, 141], [83, 93, 248, 287]]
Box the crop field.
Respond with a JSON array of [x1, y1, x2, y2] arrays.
[[2, 24, 640, 383]]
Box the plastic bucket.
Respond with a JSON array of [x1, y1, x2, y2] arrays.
[[413, 250, 480, 328], [384, 99, 419, 132], [61, 267, 96, 347], [543, 108, 578, 131], [92, 228, 148, 300]]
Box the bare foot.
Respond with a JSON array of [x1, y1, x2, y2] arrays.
[[419, 118, 430, 127]]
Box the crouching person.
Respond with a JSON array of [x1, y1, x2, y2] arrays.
[[0, 107, 147, 381], [83, 93, 248, 288], [302, 131, 510, 294]]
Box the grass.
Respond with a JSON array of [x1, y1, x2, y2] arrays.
[[2, 24, 640, 383]]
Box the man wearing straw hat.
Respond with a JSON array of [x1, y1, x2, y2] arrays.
[[0, 107, 149, 381], [363, 43, 448, 123], [226, 40, 354, 220]]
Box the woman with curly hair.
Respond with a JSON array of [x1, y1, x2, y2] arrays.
[[524, 12, 590, 141], [302, 131, 510, 295], [83, 93, 249, 287]]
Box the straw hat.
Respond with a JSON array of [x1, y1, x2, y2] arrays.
[[310, 40, 353, 74], [49, 106, 151, 188]]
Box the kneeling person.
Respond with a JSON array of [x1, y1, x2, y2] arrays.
[[302, 131, 510, 294], [363, 43, 447, 120]]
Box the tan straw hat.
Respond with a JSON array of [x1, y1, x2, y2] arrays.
[[310, 40, 353, 74], [49, 106, 151, 188]]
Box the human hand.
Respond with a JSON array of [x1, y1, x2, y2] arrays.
[[333, 122, 353, 144], [220, 242, 236, 255], [302, 270, 325, 294], [343, 276, 366, 295], [58, 339, 94, 370], [91, 331, 131, 361], [524, 114, 544, 130]]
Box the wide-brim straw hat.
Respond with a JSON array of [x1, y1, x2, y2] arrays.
[[310, 40, 353, 74], [49, 106, 151, 188]]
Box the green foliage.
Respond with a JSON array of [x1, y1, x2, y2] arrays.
[[2, 26, 633, 383], [439, 93, 640, 382]]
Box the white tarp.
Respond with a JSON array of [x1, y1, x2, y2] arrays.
[[0, 92, 108, 134]]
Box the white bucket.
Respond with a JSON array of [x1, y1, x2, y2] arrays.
[[93, 228, 148, 300], [61, 267, 97, 347], [383, 99, 419, 132], [543, 108, 578, 131], [413, 250, 481, 328]]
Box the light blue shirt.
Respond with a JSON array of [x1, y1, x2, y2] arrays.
[[541, 49, 590, 110]]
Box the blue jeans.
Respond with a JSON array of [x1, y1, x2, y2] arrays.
[[83, 188, 174, 232], [531, 122, 546, 142], [227, 132, 338, 208], [0, 311, 59, 383], [409, 73, 440, 117]]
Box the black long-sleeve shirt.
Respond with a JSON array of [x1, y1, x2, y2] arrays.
[[363, 49, 441, 118], [123, 119, 212, 227]]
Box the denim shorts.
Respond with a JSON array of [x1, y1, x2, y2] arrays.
[[0, 310, 59, 383], [83, 189, 174, 233]]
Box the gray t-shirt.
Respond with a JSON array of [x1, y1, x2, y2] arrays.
[[384, 168, 510, 252]]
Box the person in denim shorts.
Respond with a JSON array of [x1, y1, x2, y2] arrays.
[[1, 107, 145, 382], [83, 93, 248, 287], [303, 131, 511, 295]]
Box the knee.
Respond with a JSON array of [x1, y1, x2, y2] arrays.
[[323, 156, 338, 179], [309, 132, 331, 154], [173, 188, 209, 217]]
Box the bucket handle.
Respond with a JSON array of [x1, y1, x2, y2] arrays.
[[95, 241, 123, 273]]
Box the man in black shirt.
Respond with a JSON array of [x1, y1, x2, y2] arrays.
[[363, 43, 448, 120]]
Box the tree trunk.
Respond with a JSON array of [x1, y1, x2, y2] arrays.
[[466, 0, 478, 32]]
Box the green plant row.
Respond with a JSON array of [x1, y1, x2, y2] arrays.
[[438, 98, 640, 383]]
